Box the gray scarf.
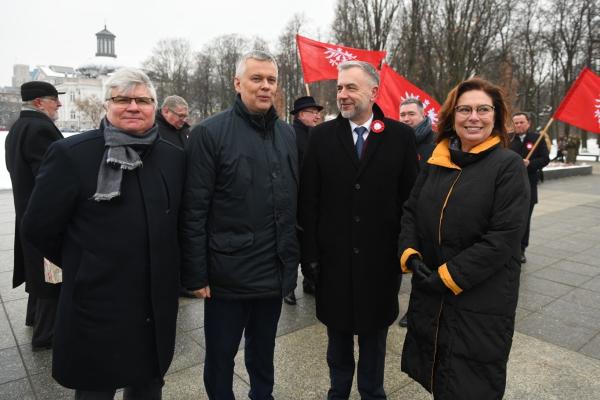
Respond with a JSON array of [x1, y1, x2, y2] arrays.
[[92, 121, 158, 201], [414, 116, 433, 145]]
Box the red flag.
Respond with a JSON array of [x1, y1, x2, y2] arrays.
[[553, 67, 600, 134], [377, 64, 441, 124], [296, 35, 386, 84]]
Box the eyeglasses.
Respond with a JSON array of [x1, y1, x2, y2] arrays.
[[40, 96, 59, 102], [107, 96, 155, 106], [301, 109, 321, 116], [454, 105, 495, 117], [168, 109, 189, 120]]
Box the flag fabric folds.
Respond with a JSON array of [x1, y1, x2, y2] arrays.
[[296, 35, 386, 84], [376, 64, 441, 124], [553, 67, 600, 134]]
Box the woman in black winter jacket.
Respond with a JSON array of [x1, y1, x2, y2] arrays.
[[398, 78, 530, 399]]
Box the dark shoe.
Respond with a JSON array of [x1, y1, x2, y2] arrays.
[[398, 312, 408, 328], [32, 341, 52, 352], [179, 288, 196, 298], [283, 291, 296, 305], [520, 252, 527, 264], [302, 280, 316, 295]]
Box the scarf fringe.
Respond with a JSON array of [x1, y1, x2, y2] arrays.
[[92, 191, 120, 202]]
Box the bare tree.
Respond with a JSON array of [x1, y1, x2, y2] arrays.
[[332, 0, 400, 51], [275, 14, 307, 121], [74, 94, 104, 129], [143, 38, 193, 102]]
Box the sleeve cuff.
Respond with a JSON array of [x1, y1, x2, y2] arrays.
[[400, 248, 422, 273], [438, 264, 463, 295]]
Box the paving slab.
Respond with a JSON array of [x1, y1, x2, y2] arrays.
[[531, 267, 592, 287], [0, 346, 27, 384], [516, 312, 597, 351], [0, 377, 35, 400]]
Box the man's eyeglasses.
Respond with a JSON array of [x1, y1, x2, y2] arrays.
[[40, 96, 59, 102], [301, 109, 321, 116], [454, 105, 495, 117], [107, 96, 155, 106], [168, 109, 189, 120]]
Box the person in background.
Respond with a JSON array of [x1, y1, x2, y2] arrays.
[[397, 97, 435, 328], [5, 81, 64, 351], [22, 67, 185, 399], [284, 95, 323, 305], [509, 112, 549, 263], [156, 95, 190, 149], [399, 78, 529, 399]]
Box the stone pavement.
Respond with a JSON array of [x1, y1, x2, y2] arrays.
[[2, 169, 600, 399]]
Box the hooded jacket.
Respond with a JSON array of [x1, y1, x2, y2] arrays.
[[399, 135, 530, 399]]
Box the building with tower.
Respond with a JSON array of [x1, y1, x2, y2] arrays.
[[5, 25, 122, 131]]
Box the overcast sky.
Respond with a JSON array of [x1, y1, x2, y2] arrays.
[[0, 0, 336, 87]]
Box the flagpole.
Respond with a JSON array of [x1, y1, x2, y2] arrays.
[[525, 118, 554, 160], [305, 83, 311, 96]]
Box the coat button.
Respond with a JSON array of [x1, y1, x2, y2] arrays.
[[353, 247, 360, 254], [354, 216, 360, 222], [272, 171, 278, 179], [354, 183, 361, 190], [145, 317, 151, 323]]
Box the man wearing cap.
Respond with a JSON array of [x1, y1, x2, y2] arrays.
[[284, 95, 323, 305], [5, 81, 64, 351]]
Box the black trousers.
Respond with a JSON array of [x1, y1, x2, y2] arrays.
[[326, 326, 388, 400], [204, 297, 282, 400], [74, 379, 163, 399], [522, 201, 535, 251], [29, 295, 58, 347]]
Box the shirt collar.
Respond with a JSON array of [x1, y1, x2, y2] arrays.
[[349, 114, 374, 134]]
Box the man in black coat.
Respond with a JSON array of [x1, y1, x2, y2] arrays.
[[509, 112, 550, 263], [180, 51, 299, 400], [5, 81, 64, 351], [283, 95, 323, 305], [156, 95, 190, 148], [299, 61, 418, 399], [22, 67, 184, 399]]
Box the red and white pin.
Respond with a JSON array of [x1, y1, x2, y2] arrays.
[[526, 142, 533, 150], [371, 120, 385, 133]]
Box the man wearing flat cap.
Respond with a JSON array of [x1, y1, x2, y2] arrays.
[[284, 95, 323, 305], [5, 81, 64, 351]]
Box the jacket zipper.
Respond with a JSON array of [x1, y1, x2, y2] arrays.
[[430, 170, 462, 394]]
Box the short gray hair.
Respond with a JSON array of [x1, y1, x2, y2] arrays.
[[161, 95, 188, 109], [400, 98, 424, 111], [235, 50, 278, 77], [338, 61, 379, 87], [104, 67, 157, 107]]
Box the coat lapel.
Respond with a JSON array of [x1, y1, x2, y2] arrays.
[[335, 116, 360, 169], [357, 128, 383, 177]]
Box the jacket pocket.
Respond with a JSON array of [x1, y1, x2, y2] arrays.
[[452, 309, 513, 363], [209, 232, 255, 254]]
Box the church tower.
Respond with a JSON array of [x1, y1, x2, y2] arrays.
[[95, 25, 116, 58]]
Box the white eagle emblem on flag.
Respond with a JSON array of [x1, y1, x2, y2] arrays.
[[400, 92, 439, 124], [324, 47, 357, 67]]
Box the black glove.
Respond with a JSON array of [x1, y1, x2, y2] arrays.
[[407, 256, 432, 285], [302, 261, 320, 284], [419, 269, 447, 293]]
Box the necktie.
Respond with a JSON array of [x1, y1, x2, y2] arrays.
[[355, 126, 367, 159]]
